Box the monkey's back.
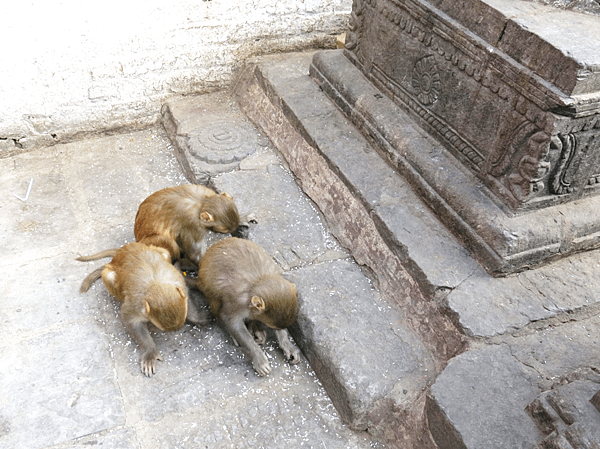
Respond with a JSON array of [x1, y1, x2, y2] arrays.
[[134, 184, 217, 240], [197, 237, 279, 306], [104, 242, 187, 303]]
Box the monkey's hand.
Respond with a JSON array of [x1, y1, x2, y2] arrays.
[[252, 352, 272, 377], [141, 349, 163, 377], [275, 329, 301, 364]]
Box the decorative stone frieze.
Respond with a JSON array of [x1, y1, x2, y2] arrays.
[[313, 0, 600, 273]]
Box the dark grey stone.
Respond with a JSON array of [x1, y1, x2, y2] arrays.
[[314, 0, 600, 274], [527, 380, 600, 448], [311, 47, 600, 275], [428, 345, 542, 449], [287, 259, 435, 431], [214, 164, 342, 270]]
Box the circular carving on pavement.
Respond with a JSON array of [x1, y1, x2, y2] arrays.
[[187, 120, 258, 165], [412, 55, 441, 106]]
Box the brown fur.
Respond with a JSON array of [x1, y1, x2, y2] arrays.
[[134, 184, 240, 265], [78, 242, 208, 376], [197, 237, 300, 376]]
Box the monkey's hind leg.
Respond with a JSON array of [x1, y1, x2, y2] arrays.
[[79, 266, 105, 293], [222, 315, 271, 376], [275, 329, 301, 364]]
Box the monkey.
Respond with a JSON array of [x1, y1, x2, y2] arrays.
[[77, 242, 210, 376], [196, 237, 300, 376], [133, 184, 240, 266]]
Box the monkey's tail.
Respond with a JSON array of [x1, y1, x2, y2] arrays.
[[80, 266, 105, 293], [76, 248, 118, 262]]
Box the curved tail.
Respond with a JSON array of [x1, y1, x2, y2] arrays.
[[76, 248, 118, 262], [79, 266, 104, 293]]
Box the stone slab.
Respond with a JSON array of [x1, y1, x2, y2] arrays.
[[446, 248, 600, 337], [433, 0, 600, 97], [287, 259, 435, 431], [214, 165, 345, 270], [232, 49, 600, 341], [235, 51, 475, 289], [0, 324, 125, 449], [427, 344, 542, 449], [428, 312, 600, 449], [161, 92, 269, 185], [232, 50, 600, 448]]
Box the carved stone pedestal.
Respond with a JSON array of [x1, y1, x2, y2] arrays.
[[312, 0, 600, 274]]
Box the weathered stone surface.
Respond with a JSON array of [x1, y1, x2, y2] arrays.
[[345, 0, 600, 209], [445, 247, 600, 337], [527, 380, 600, 447], [233, 50, 600, 448], [161, 92, 268, 184], [59, 428, 140, 449], [428, 345, 542, 449], [0, 324, 125, 449], [235, 52, 467, 370], [214, 165, 342, 270]]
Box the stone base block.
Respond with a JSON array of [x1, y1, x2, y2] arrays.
[[311, 49, 600, 275]]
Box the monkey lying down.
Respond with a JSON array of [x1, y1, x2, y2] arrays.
[[77, 242, 210, 377], [196, 237, 301, 376]]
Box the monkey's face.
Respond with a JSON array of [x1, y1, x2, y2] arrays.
[[201, 194, 239, 234]]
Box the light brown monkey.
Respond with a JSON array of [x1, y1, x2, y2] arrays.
[[77, 242, 210, 376], [134, 184, 240, 266], [197, 237, 300, 376]]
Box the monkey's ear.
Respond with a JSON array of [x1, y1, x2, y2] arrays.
[[142, 301, 151, 316], [221, 192, 233, 200], [250, 296, 266, 312], [200, 211, 215, 223]]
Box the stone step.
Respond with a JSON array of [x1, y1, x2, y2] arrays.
[[161, 89, 440, 447]]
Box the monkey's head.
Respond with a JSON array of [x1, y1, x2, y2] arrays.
[[144, 285, 188, 332], [250, 277, 298, 330], [200, 192, 239, 234]]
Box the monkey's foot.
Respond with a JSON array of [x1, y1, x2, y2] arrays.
[[285, 347, 301, 364], [247, 321, 266, 345], [275, 329, 301, 364], [141, 349, 163, 377]]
